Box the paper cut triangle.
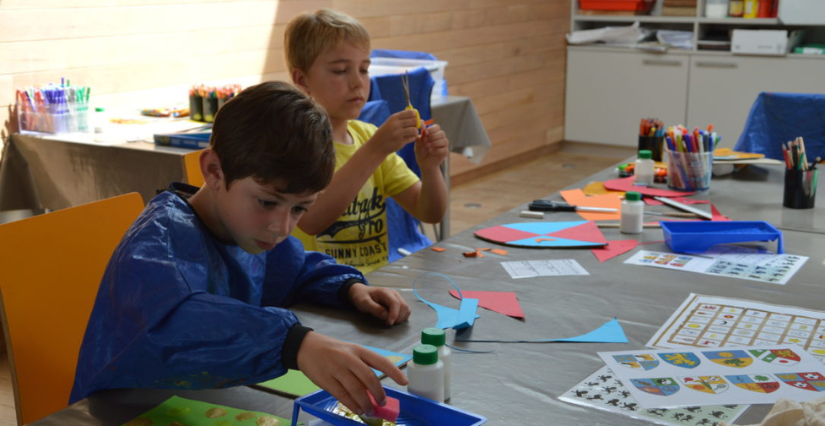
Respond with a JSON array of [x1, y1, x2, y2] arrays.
[[711, 204, 730, 221], [455, 317, 628, 344], [603, 176, 695, 197], [427, 299, 481, 330], [449, 290, 525, 319], [592, 240, 638, 262], [549, 220, 607, 244], [645, 197, 709, 206]]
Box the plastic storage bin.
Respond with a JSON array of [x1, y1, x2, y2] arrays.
[[292, 387, 487, 426], [661, 221, 784, 254], [579, 0, 654, 11], [369, 57, 449, 101]]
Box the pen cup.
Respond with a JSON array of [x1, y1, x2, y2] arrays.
[[666, 150, 713, 192], [638, 136, 665, 162], [783, 168, 817, 209], [203, 97, 218, 123], [190, 95, 204, 122]]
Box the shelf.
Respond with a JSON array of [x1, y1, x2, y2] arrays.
[[573, 15, 695, 23], [697, 17, 780, 25]]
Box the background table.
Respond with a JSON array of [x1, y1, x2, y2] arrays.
[[0, 96, 490, 215], [30, 162, 825, 425]]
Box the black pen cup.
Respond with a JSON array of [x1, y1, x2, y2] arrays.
[[783, 169, 817, 209], [189, 95, 204, 122], [203, 97, 218, 123], [638, 136, 664, 162]]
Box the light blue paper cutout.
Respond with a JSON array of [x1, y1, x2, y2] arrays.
[[413, 272, 480, 330], [455, 317, 628, 344]]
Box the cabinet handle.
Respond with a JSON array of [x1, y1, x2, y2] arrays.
[[695, 61, 738, 68], [642, 59, 682, 66]]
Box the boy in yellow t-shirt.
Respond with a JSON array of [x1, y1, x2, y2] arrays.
[[284, 8, 449, 274]]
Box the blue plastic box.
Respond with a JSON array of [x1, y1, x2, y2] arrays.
[[292, 387, 487, 426], [661, 221, 784, 254]]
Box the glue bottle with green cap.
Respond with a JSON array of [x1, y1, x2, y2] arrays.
[[422, 328, 451, 402], [635, 149, 655, 187], [621, 191, 644, 234], [407, 344, 445, 402]]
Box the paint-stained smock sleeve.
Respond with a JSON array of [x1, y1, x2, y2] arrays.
[[70, 193, 364, 403]]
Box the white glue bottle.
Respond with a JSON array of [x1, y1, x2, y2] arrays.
[[621, 191, 644, 234], [407, 344, 445, 403], [635, 149, 655, 187], [422, 328, 451, 402]]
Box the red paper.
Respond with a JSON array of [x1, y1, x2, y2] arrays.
[[591, 240, 638, 262], [603, 176, 695, 197], [449, 290, 525, 319]]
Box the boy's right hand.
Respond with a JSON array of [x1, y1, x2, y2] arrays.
[[367, 109, 420, 156], [296, 331, 409, 415]]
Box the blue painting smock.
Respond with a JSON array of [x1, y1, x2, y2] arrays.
[[70, 190, 365, 403]]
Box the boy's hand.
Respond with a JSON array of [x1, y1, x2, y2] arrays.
[[414, 124, 449, 171], [297, 332, 408, 416], [348, 283, 411, 325], [367, 110, 420, 156]]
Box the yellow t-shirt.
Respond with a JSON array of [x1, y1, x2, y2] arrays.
[[294, 120, 419, 274]]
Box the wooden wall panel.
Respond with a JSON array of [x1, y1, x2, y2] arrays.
[[1, 0, 570, 184]]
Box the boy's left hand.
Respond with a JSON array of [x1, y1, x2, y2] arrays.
[[414, 124, 449, 170], [348, 283, 411, 326]]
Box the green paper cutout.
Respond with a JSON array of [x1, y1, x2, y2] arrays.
[[121, 395, 290, 426]]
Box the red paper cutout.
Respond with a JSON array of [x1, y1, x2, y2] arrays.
[[591, 240, 638, 262], [449, 290, 525, 318], [549, 220, 608, 244], [474, 225, 537, 243], [603, 176, 695, 197]]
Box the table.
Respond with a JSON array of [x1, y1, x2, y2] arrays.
[[0, 96, 490, 214], [30, 162, 825, 425]]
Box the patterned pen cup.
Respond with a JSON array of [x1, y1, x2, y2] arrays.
[[638, 136, 665, 162], [666, 150, 713, 192]]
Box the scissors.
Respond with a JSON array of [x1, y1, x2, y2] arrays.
[[528, 200, 618, 213], [401, 71, 421, 130]]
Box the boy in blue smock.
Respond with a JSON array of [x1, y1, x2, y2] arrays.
[[285, 9, 449, 274], [71, 81, 411, 416]]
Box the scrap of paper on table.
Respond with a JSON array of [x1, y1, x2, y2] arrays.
[[560, 189, 622, 221], [449, 289, 525, 318], [456, 317, 627, 344], [647, 293, 825, 364], [122, 395, 290, 426], [560, 365, 748, 426], [599, 344, 825, 408], [582, 181, 625, 196], [603, 176, 695, 197], [501, 259, 589, 279], [645, 197, 709, 206], [624, 249, 807, 285], [592, 239, 639, 262]]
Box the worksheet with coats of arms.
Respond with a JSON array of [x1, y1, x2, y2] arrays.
[[599, 345, 825, 408]]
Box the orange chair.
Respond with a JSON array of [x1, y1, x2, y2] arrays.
[[0, 192, 144, 425], [182, 149, 205, 187]]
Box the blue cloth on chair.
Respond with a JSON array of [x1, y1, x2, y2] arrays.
[[371, 49, 439, 61], [360, 69, 436, 263], [734, 92, 825, 161]]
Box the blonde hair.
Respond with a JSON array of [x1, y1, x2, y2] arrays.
[[284, 8, 371, 73]]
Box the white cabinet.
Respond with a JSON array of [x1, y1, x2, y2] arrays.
[[564, 48, 689, 147], [687, 54, 825, 147]]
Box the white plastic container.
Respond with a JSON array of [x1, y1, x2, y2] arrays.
[[422, 328, 451, 402], [706, 0, 729, 18], [634, 149, 655, 187], [621, 191, 644, 234], [407, 344, 445, 402]]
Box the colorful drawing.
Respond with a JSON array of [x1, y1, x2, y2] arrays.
[[776, 372, 825, 391], [726, 374, 780, 393], [679, 376, 729, 394], [613, 354, 659, 370], [631, 378, 680, 396], [703, 350, 754, 368], [474, 221, 607, 248], [749, 349, 801, 366], [659, 352, 701, 369]]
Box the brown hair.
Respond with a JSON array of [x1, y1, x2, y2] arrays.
[[209, 81, 334, 194], [284, 8, 371, 74]]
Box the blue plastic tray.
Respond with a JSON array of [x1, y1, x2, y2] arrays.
[[292, 387, 487, 426], [661, 221, 784, 254]]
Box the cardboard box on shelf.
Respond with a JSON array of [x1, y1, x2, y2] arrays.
[[731, 29, 788, 56]]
